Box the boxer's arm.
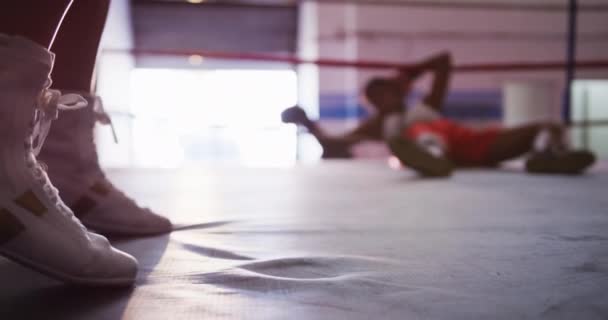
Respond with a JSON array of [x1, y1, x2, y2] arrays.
[[397, 52, 453, 113]]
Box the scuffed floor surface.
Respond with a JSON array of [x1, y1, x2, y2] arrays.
[[1, 161, 607, 319]]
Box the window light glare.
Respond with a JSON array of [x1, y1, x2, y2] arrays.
[[188, 55, 204, 66]]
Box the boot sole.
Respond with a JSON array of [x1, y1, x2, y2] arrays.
[[388, 137, 453, 177], [0, 249, 135, 287], [526, 152, 596, 175]]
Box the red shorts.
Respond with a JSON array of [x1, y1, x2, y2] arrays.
[[404, 119, 500, 166]]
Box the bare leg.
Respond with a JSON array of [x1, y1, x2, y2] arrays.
[[51, 0, 110, 92], [486, 122, 563, 164], [317, 138, 353, 159], [0, 0, 73, 49]]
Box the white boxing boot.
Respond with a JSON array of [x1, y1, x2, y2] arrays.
[[0, 35, 137, 286], [39, 94, 172, 236]]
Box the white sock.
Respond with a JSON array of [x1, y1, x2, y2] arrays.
[[534, 127, 570, 153]]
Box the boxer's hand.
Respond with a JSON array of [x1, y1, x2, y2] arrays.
[[281, 106, 310, 125]]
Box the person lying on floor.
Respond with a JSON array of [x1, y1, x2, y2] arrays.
[[282, 52, 595, 176]]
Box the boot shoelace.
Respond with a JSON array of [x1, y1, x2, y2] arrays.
[[91, 96, 118, 143], [28, 79, 88, 230]]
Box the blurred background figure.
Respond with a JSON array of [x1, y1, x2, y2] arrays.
[[283, 53, 596, 176]]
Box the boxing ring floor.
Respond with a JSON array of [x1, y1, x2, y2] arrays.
[[1, 160, 607, 319]]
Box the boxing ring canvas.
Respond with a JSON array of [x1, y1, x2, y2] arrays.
[[1, 161, 607, 319]]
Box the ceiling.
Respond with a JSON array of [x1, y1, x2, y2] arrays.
[[131, 0, 608, 10], [131, 0, 298, 68]]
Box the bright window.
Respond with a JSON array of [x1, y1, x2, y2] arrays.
[[571, 80, 608, 157], [128, 68, 298, 167]]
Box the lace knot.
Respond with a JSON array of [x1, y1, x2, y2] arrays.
[[31, 80, 88, 155]]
